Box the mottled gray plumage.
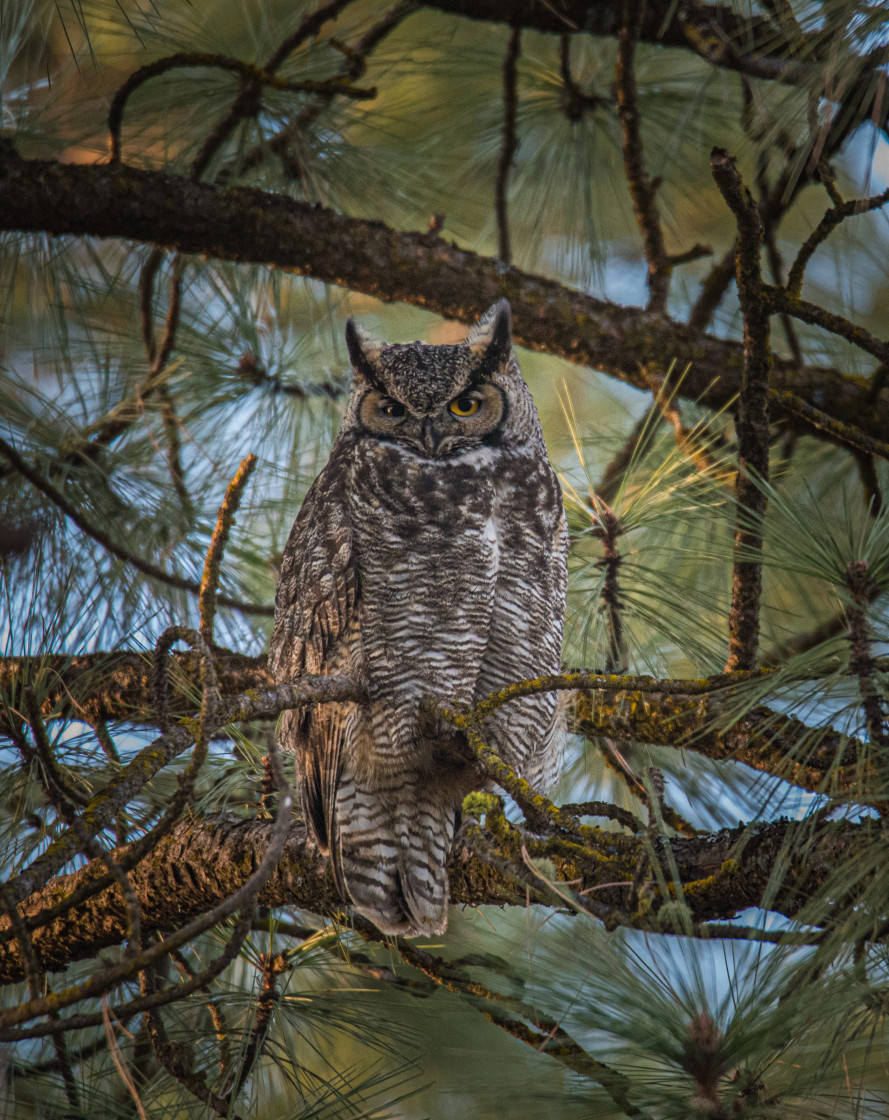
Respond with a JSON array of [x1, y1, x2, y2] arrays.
[[269, 301, 567, 935]]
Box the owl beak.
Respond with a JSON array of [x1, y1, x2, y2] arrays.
[[420, 418, 439, 454]]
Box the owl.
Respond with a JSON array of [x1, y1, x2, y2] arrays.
[[269, 300, 567, 936]]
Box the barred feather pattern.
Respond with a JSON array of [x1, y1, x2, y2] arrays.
[[270, 301, 567, 936]]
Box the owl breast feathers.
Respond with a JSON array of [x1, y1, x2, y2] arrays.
[[269, 300, 567, 936]]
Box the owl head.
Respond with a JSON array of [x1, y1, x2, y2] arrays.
[[343, 300, 541, 458]]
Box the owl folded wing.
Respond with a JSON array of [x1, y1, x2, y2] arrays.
[[269, 441, 358, 852]]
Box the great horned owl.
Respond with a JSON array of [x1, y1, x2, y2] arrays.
[[269, 300, 567, 936]]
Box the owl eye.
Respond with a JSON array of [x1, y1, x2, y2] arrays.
[[379, 399, 406, 419], [448, 395, 481, 417]]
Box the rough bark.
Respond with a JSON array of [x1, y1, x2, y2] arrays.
[[574, 691, 870, 794], [711, 148, 772, 671], [0, 155, 886, 442], [0, 811, 870, 983], [0, 649, 273, 728]]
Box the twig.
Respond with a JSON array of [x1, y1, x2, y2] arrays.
[[157, 384, 192, 515], [688, 243, 737, 333], [0, 434, 273, 616], [460, 724, 631, 854], [5, 1019, 136, 1079], [140, 950, 245, 1120], [222, 953, 286, 1102], [83, 249, 186, 454], [688, 93, 866, 336], [103, 998, 148, 1120], [264, 0, 356, 73], [495, 26, 521, 264], [559, 800, 643, 833], [15, 702, 144, 965], [768, 285, 889, 364], [235, 1, 415, 179], [558, 33, 610, 119], [647, 376, 728, 479], [763, 225, 804, 367], [769, 388, 889, 464], [107, 51, 372, 162], [170, 948, 230, 1075], [51, 1030, 81, 1113], [146, 253, 183, 373], [615, 0, 671, 312], [22, 686, 89, 815], [199, 455, 258, 647], [192, 0, 366, 181], [139, 246, 165, 364], [233, 351, 347, 398], [710, 149, 772, 672]]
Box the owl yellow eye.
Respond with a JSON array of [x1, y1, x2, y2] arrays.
[[380, 399, 406, 419], [449, 395, 481, 417]]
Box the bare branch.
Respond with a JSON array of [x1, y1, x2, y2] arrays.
[[425, 0, 889, 141], [495, 26, 521, 264], [107, 51, 373, 163], [710, 148, 772, 671], [615, 0, 671, 312], [0, 811, 873, 988], [771, 389, 889, 464], [236, 0, 416, 179]]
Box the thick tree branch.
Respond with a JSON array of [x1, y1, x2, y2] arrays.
[[0, 649, 273, 728], [1, 155, 886, 442], [1, 675, 361, 912], [0, 811, 871, 985]]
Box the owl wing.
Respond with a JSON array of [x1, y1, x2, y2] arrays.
[[269, 439, 358, 853]]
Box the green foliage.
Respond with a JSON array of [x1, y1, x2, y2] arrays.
[[2, 0, 889, 1117]]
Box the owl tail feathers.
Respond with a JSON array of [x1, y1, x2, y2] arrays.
[[332, 783, 456, 937], [394, 792, 456, 936]]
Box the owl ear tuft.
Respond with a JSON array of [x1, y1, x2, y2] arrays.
[[345, 318, 384, 383], [467, 299, 513, 375]]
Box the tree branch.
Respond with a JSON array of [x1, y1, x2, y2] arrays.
[[1, 155, 886, 442], [3, 653, 874, 795], [615, 0, 671, 312], [423, 1, 889, 139], [711, 148, 772, 671], [0, 810, 872, 985], [495, 25, 521, 264]]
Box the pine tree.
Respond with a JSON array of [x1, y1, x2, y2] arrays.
[[2, 2, 888, 1116]]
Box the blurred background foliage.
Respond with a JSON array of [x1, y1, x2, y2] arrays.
[[2, 0, 889, 1116]]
